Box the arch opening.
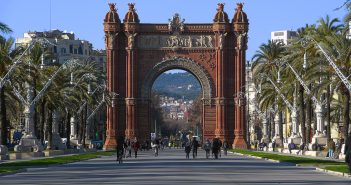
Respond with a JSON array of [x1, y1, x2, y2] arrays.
[[141, 57, 214, 100], [151, 69, 203, 142]]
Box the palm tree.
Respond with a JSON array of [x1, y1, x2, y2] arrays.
[[0, 37, 22, 145], [321, 32, 351, 140], [314, 16, 343, 140], [0, 22, 12, 34], [252, 40, 285, 145]]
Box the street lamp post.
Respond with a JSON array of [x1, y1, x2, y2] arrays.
[[70, 83, 107, 148], [279, 60, 326, 144], [0, 38, 54, 153], [259, 74, 297, 146], [12, 57, 81, 152]]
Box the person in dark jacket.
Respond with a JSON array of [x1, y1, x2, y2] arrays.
[[192, 138, 199, 158], [223, 140, 229, 156], [116, 136, 125, 164], [185, 141, 191, 159], [345, 134, 351, 175], [212, 138, 221, 159], [132, 138, 141, 158]]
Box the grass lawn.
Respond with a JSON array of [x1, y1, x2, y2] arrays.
[[231, 149, 348, 174], [0, 151, 115, 174]]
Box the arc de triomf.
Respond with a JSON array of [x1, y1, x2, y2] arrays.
[[103, 3, 249, 149]]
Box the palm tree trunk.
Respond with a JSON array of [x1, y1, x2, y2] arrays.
[[82, 105, 87, 147], [40, 99, 46, 143], [279, 111, 283, 146], [343, 92, 350, 140], [79, 112, 83, 143], [326, 86, 331, 140], [270, 111, 274, 141], [66, 112, 71, 148], [47, 108, 53, 150], [306, 86, 312, 143], [299, 85, 306, 143], [33, 81, 38, 139], [0, 87, 8, 145]]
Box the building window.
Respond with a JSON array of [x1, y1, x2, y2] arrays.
[[85, 49, 87, 55], [69, 45, 73, 54], [78, 46, 83, 55], [274, 32, 284, 36], [53, 46, 57, 53], [74, 48, 78, 54]]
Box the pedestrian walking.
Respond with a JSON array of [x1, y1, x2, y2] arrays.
[[116, 136, 125, 164], [132, 138, 141, 158], [126, 139, 132, 158], [212, 137, 221, 159], [192, 137, 199, 159], [185, 141, 191, 159], [327, 139, 335, 158], [271, 139, 276, 152], [223, 140, 229, 156], [203, 139, 211, 159], [152, 138, 160, 157], [345, 134, 351, 175], [218, 139, 222, 157]]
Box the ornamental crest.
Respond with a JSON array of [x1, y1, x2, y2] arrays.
[[168, 13, 185, 33]]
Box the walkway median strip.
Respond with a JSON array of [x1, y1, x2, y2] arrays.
[[0, 151, 115, 175], [231, 149, 350, 177], [230, 149, 350, 178]]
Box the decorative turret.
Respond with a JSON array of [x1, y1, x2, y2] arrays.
[[232, 3, 249, 32], [123, 3, 140, 23], [124, 3, 139, 33], [213, 3, 230, 33], [104, 3, 121, 33], [213, 3, 229, 23]]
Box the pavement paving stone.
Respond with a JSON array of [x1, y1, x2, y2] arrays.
[[0, 148, 350, 185]]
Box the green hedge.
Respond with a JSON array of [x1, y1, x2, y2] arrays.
[[0, 151, 114, 173], [231, 149, 348, 174]]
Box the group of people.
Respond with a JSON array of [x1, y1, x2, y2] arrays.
[[184, 138, 199, 159], [116, 136, 141, 163], [185, 137, 229, 159]]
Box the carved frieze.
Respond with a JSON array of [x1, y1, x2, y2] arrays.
[[137, 35, 214, 49], [125, 98, 136, 105], [218, 33, 227, 49], [105, 33, 119, 49], [199, 53, 216, 69], [127, 33, 137, 48], [235, 32, 248, 50]]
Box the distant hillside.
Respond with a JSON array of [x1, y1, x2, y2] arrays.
[[152, 72, 201, 100]]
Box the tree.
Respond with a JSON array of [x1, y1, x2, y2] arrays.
[[0, 36, 22, 145], [321, 32, 351, 140], [0, 22, 12, 35], [252, 40, 285, 145]]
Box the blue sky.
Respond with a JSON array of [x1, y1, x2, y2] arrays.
[[1, 0, 348, 61]]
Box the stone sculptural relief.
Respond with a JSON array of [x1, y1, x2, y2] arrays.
[[138, 35, 214, 49]]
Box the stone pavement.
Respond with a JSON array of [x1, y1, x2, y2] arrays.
[[0, 148, 350, 185]]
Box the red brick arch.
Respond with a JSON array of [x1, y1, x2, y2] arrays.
[[103, 3, 249, 149]]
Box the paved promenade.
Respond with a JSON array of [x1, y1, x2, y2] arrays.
[[0, 148, 350, 184]]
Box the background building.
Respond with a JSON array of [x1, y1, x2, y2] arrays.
[[271, 30, 298, 45], [16, 29, 106, 71]]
